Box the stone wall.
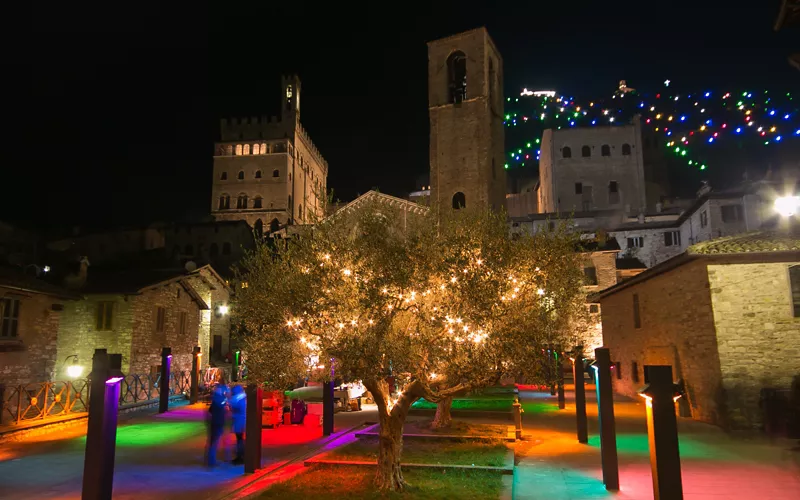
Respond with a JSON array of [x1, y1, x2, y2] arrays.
[[186, 268, 231, 367], [56, 294, 134, 377], [128, 283, 202, 374], [1, 289, 64, 386], [599, 260, 725, 425], [580, 251, 618, 352], [707, 262, 800, 428]]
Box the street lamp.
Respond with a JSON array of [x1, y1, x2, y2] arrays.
[[774, 196, 800, 217], [217, 304, 229, 317], [65, 354, 83, 378]]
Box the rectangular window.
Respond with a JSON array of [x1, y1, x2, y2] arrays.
[[575, 182, 583, 194], [179, 311, 188, 335], [96, 301, 114, 331], [632, 361, 640, 383], [583, 266, 598, 286], [627, 236, 644, 248], [608, 181, 620, 205], [156, 307, 166, 333], [790, 265, 800, 318], [615, 361, 622, 379], [588, 304, 600, 314], [1, 298, 20, 338], [700, 210, 708, 228], [664, 231, 681, 247], [721, 204, 743, 223], [633, 293, 641, 328]]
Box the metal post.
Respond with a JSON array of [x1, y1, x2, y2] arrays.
[[594, 347, 620, 491], [158, 347, 172, 414], [512, 398, 524, 440], [100, 354, 123, 499], [82, 348, 109, 500], [322, 381, 334, 436], [244, 384, 263, 473], [557, 346, 566, 410], [642, 366, 684, 500], [190, 346, 201, 404], [573, 346, 588, 444], [0, 384, 5, 425]]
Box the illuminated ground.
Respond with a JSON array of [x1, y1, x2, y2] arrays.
[[513, 387, 800, 499], [0, 402, 376, 500]]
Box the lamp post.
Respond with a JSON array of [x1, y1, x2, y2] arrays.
[[65, 354, 84, 379], [639, 365, 684, 500], [592, 347, 619, 491]]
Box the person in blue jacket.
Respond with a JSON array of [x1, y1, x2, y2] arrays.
[[206, 385, 228, 467], [229, 384, 247, 464]]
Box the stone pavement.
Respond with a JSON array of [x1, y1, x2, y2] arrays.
[[513, 386, 800, 500], [0, 400, 376, 500]]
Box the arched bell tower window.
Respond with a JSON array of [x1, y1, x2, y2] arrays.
[[452, 192, 466, 209], [447, 51, 467, 104]]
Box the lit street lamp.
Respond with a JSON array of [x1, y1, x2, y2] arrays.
[[774, 196, 800, 217]]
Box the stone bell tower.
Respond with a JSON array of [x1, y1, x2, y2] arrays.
[[428, 27, 506, 213]]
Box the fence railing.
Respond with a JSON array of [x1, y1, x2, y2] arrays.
[[0, 370, 194, 426]]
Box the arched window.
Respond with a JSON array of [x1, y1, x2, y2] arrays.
[[237, 194, 248, 209], [220, 172, 227, 180], [446, 51, 467, 103], [222, 242, 231, 256], [562, 146, 572, 158], [298, 205, 304, 220], [581, 146, 591, 157], [243, 144, 250, 155], [452, 192, 466, 209], [601, 144, 611, 156], [218, 195, 230, 210], [621, 143, 632, 155], [272, 169, 280, 178], [209, 243, 219, 258], [235, 144, 242, 155], [269, 218, 280, 232], [261, 143, 267, 154], [255, 170, 262, 179], [253, 196, 263, 208], [238, 171, 244, 180], [184, 244, 193, 255], [254, 219, 263, 238], [225, 145, 233, 155], [289, 173, 292, 182]]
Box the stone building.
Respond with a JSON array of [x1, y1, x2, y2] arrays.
[[0, 267, 80, 386], [212, 75, 328, 231], [594, 230, 800, 429], [165, 220, 255, 278], [46, 225, 166, 265], [428, 28, 507, 213], [55, 265, 230, 378]]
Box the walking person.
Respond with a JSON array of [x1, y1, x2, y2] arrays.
[[206, 385, 228, 467], [229, 385, 247, 465]]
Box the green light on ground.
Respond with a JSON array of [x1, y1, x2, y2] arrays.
[[79, 422, 204, 447]]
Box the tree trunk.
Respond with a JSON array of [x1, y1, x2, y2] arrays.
[[431, 397, 453, 429], [363, 378, 421, 492], [375, 404, 405, 491]]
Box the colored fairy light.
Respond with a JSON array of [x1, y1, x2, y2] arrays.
[[704, 92, 710, 97], [785, 114, 791, 120], [776, 136, 782, 142], [770, 110, 776, 116], [680, 116, 686, 121], [708, 137, 714, 143], [735, 127, 742, 133]]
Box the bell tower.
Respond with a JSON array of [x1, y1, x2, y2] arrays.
[[281, 74, 301, 121], [428, 28, 506, 213]]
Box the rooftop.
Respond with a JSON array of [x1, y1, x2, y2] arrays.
[[0, 266, 82, 300], [688, 229, 800, 255]]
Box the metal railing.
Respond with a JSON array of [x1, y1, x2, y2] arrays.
[[1, 371, 192, 426]]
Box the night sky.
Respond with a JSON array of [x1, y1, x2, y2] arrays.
[[11, 2, 797, 230]]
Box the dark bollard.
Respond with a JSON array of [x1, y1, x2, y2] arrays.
[[158, 347, 172, 413], [243, 384, 263, 473], [573, 346, 588, 444], [232, 350, 240, 382], [557, 346, 566, 410], [0, 384, 5, 425], [82, 348, 109, 500], [593, 347, 620, 491], [190, 346, 201, 404], [99, 354, 123, 499], [640, 365, 684, 500], [322, 381, 334, 436]]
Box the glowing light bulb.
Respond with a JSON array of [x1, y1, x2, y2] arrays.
[[537, 288, 545, 296], [343, 269, 351, 276]]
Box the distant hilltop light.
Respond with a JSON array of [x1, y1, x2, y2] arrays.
[[521, 88, 556, 97]]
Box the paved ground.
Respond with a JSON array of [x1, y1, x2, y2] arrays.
[[513, 386, 800, 500], [0, 400, 376, 500]]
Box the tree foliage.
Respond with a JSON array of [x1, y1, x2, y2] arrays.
[[232, 197, 584, 490]]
